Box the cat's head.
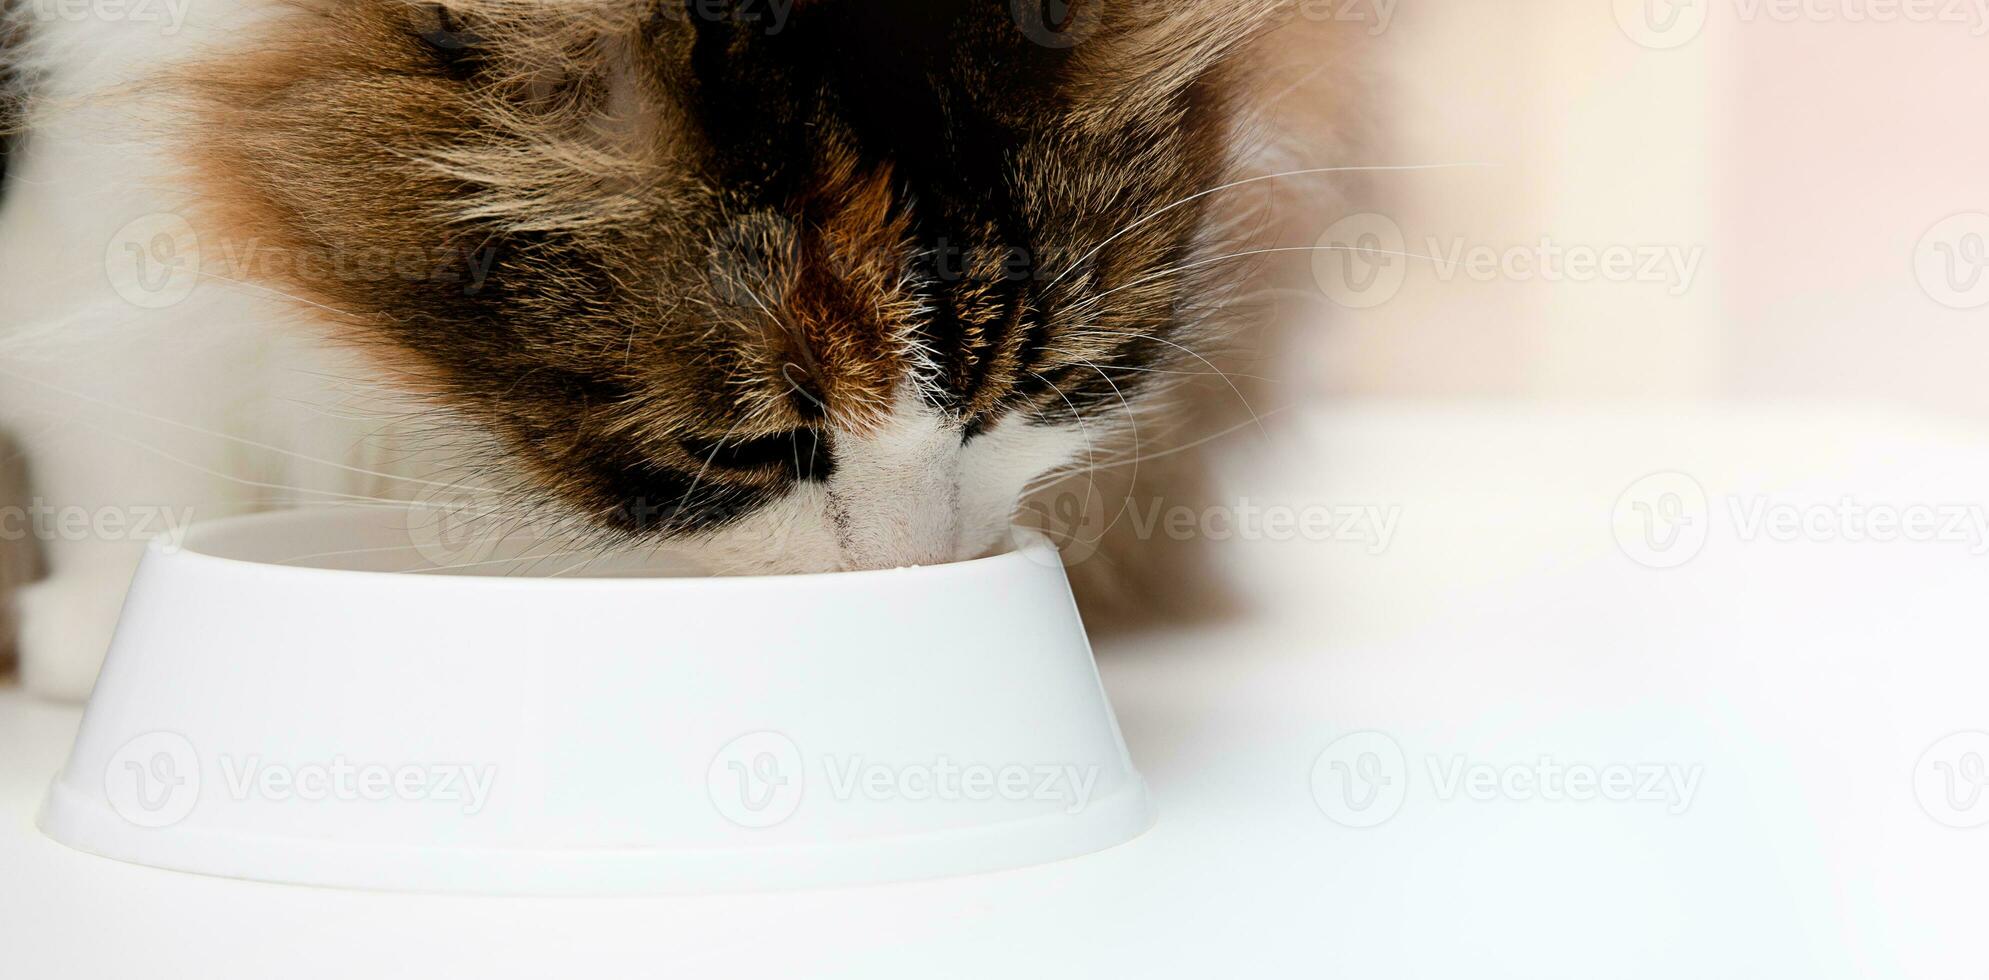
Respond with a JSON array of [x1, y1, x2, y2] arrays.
[[188, 0, 1276, 572]]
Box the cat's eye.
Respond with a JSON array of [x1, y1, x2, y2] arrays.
[[680, 430, 834, 482]]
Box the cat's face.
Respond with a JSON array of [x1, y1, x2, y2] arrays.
[[189, 0, 1268, 572]]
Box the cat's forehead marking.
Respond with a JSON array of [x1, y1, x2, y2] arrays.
[[762, 155, 920, 435]]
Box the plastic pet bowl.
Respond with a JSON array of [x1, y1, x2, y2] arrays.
[[37, 508, 1154, 894]]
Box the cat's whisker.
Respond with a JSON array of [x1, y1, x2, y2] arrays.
[[1227, 285, 1339, 309], [51, 418, 465, 510], [1040, 348, 1283, 385], [401, 545, 603, 576], [1017, 395, 1286, 498], [268, 540, 463, 567], [1258, 58, 1340, 111], [1026, 369, 1103, 530], [778, 361, 830, 417], [1050, 329, 1268, 442], [1064, 355, 1144, 544], [1043, 162, 1492, 294], [1014, 396, 1169, 504], [670, 413, 747, 526], [0, 365, 511, 496], [1060, 243, 1448, 326], [542, 540, 648, 578], [541, 553, 608, 578], [1098, 404, 1299, 477], [490, 538, 606, 579], [189, 270, 381, 324]]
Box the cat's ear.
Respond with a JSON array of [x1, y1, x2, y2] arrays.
[[1051, 0, 1280, 130]]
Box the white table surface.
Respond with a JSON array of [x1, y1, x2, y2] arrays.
[[3, 402, 1985, 979]]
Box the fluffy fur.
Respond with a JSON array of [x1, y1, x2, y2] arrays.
[[1, 0, 1361, 699]]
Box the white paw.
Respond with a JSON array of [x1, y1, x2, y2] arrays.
[[16, 577, 128, 702]]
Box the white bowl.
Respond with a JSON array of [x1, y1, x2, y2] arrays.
[[37, 508, 1153, 894]]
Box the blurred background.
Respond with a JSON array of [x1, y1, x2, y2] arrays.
[[1273, 0, 1988, 417]]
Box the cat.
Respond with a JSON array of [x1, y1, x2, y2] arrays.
[[0, 0, 1362, 700]]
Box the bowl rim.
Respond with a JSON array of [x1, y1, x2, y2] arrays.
[[148, 506, 1064, 590]]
